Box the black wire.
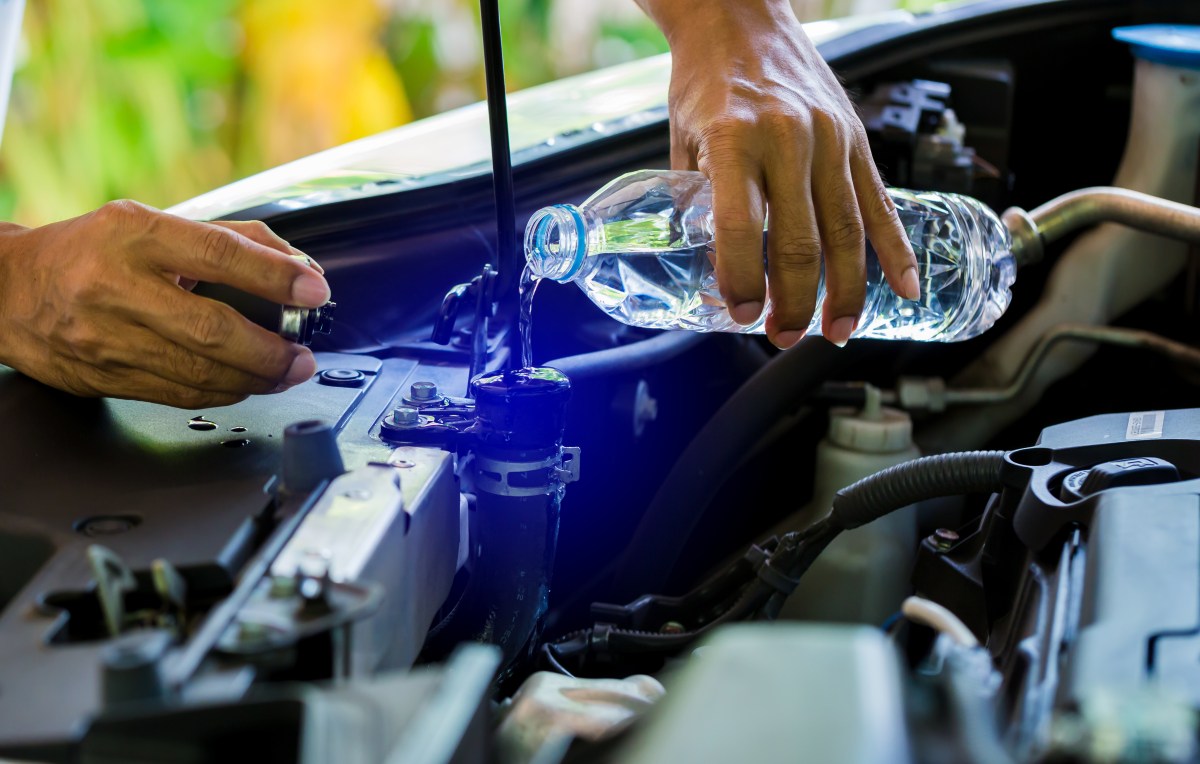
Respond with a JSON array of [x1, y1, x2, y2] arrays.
[[543, 643, 576, 678]]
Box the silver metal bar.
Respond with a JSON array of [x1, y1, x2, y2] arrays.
[[945, 324, 1200, 406], [1006, 187, 1200, 266]]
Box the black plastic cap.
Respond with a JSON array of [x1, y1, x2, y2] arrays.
[[471, 367, 571, 451], [282, 419, 345, 494]]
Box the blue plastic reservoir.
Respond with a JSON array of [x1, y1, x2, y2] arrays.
[[1113, 25, 1200, 70]]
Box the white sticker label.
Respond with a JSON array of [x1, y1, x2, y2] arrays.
[[1126, 410, 1165, 440]]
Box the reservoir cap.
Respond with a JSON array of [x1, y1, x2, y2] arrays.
[[1113, 25, 1200, 70]]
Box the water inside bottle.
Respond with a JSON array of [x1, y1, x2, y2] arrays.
[[522, 186, 1014, 346]]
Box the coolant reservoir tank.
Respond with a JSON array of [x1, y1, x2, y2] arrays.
[[776, 387, 921, 625]]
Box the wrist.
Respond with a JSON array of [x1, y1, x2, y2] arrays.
[[640, 0, 797, 48]]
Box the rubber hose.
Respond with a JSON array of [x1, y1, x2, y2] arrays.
[[612, 337, 846, 598], [831, 451, 1007, 531]]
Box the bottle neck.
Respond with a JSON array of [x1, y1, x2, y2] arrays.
[[524, 204, 588, 282]]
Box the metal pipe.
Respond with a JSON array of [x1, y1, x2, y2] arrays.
[[1006, 187, 1200, 266], [944, 324, 1200, 406]]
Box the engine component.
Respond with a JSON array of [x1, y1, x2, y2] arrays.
[[873, 324, 1200, 412], [613, 625, 911, 764], [81, 644, 500, 764], [910, 408, 1200, 759], [925, 24, 1200, 452], [422, 368, 579, 676], [281, 419, 345, 494], [773, 385, 921, 625], [232, 452, 460, 674], [496, 672, 665, 764], [1004, 186, 1200, 267]]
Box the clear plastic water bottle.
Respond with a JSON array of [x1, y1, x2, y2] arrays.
[[523, 169, 1015, 342]]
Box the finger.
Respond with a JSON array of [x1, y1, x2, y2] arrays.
[[128, 281, 314, 386], [850, 139, 918, 301], [72, 363, 249, 409], [210, 220, 324, 274], [124, 323, 288, 393], [811, 135, 867, 348], [761, 134, 822, 349], [698, 141, 766, 326], [97, 321, 301, 395], [139, 215, 331, 308]]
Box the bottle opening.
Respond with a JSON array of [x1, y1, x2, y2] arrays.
[[524, 204, 586, 282]]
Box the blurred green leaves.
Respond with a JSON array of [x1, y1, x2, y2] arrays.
[[0, 0, 941, 227]]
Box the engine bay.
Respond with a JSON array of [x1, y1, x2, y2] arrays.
[[3, 1, 1200, 762]]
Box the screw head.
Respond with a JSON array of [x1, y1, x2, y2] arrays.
[[659, 621, 686, 635], [392, 406, 421, 426], [933, 528, 960, 551], [410, 381, 438, 401]]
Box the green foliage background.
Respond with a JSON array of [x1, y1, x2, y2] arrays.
[[0, 0, 935, 227]]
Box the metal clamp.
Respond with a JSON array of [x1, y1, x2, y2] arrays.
[[474, 446, 581, 497]]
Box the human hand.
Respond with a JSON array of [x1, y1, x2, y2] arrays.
[[640, 0, 919, 348], [0, 201, 330, 408]]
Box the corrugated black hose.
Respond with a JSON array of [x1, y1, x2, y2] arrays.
[[551, 450, 1009, 671], [830, 450, 1008, 531]]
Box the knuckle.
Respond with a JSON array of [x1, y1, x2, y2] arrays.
[[759, 110, 802, 141], [63, 324, 103, 363], [185, 307, 233, 349], [867, 189, 900, 223], [824, 218, 865, 253], [770, 235, 823, 274], [811, 109, 846, 143], [185, 354, 224, 387], [697, 119, 758, 166], [197, 227, 242, 272], [247, 220, 275, 239], [94, 199, 143, 225]]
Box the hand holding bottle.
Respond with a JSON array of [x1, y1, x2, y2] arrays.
[[636, 0, 920, 348]]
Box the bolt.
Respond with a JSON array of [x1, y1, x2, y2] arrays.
[[659, 621, 686, 635], [410, 381, 438, 401], [392, 406, 421, 427], [933, 528, 959, 552]]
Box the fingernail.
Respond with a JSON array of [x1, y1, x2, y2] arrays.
[[826, 316, 857, 348], [292, 272, 330, 307], [291, 249, 323, 274], [730, 301, 763, 325], [772, 329, 806, 349], [900, 266, 920, 301], [269, 383, 293, 394], [284, 352, 317, 386]]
